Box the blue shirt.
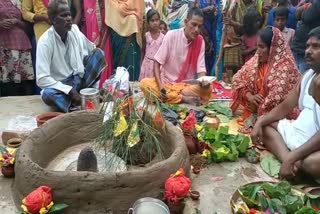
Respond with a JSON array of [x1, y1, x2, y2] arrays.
[[267, 6, 298, 29]]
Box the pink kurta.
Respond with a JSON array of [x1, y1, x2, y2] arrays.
[[153, 28, 206, 84], [139, 31, 164, 80]]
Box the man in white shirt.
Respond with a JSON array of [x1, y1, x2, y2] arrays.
[[36, 0, 106, 112], [251, 26, 320, 181]]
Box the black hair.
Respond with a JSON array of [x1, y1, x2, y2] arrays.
[[47, 0, 69, 22], [259, 27, 274, 48], [146, 9, 160, 23], [160, 20, 167, 28], [186, 7, 204, 19], [308, 26, 320, 40], [243, 10, 262, 36], [277, 0, 289, 6], [273, 6, 289, 19]]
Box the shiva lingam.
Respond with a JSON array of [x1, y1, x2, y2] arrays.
[[77, 147, 98, 172]]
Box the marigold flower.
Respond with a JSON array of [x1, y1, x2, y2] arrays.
[[201, 149, 210, 158]]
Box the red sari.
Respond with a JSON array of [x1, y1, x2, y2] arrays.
[[231, 27, 300, 129]]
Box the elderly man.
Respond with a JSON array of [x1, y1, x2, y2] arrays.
[[251, 26, 320, 181], [140, 7, 212, 106], [36, 0, 106, 112]]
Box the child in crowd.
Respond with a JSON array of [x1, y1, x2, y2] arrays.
[[273, 6, 295, 46], [139, 9, 164, 80], [241, 10, 262, 63], [159, 20, 168, 35]]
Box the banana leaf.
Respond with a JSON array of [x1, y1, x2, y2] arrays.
[[295, 207, 320, 214]]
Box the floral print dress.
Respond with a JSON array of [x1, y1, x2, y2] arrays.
[[0, 0, 34, 83]]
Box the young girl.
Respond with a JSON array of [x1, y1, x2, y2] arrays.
[[241, 10, 262, 63], [139, 9, 164, 81], [159, 20, 168, 35]]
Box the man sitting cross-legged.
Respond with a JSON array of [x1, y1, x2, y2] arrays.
[[251, 26, 320, 180], [36, 0, 106, 112], [140, 7, 212, 106]]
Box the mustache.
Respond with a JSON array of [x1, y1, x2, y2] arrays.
[[305, 54, 313, 60]]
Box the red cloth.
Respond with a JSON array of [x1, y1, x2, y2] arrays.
[[22, 186, 53, 214], [42, 0, 49, 7], [212, 81, 232, 99], [175, 35, 203, 83], [0, 0, 31, 50], [180, 111, 197, 132], [164, 168, 191, 203], [99, 33, 113, 88]]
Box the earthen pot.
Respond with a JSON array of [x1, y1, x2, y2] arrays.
[[36, 112, 64, 127], [7, 138, 22, 149], [1, 165, 15, 178], [167, 200, 185, 214], [184, 134, 197, 154], [204, 116, 220, 129], [190, 191, 200, 200], [192, 166, 201, 174]]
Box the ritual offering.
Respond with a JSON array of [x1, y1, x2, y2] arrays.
[[36, 112, 64, 127], [190, 191, 200, 200], [21, 186, 68, 214], [97, 89, 165, 165], [164, 168, 191, 214], [192, 166, 201, 174], [80, 88, 100, 111], [203, 115, 220, 129], [0, 145, 15, 178], [181, 111, 201, 154], [198, 126, 250, 163], [6, 138, 23, 149], [230, 181, 320, 214]]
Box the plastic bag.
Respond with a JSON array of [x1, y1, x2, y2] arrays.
[[193, 110, 207, 122], [102, 67, 130, 93], [161, 106, 179, 126]]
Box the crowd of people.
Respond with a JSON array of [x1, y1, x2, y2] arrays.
[[0, 0, 318, 95]]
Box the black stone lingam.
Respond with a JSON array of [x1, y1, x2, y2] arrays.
[[77, 147, 98, 172]]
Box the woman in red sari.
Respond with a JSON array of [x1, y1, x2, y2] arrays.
[[231, 26, 300, 133]]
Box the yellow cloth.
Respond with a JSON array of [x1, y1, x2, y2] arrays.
[[105, 0, 144, 47], [156, 0, 166, 22], [140, 78, 212, 104], [21, 0, 51, 42]]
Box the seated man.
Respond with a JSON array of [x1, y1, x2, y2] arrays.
[[251, 26, 320, 180], [36, 0, 106, 112], [140, 7, 212, 106]]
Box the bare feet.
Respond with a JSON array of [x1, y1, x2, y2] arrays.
[[182, 96, 201, 106]]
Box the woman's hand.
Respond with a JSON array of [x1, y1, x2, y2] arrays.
[[223, 16, 232, 25], [0, 19, 15, 29], [247, 103, 258, 113], [247, 94, 264, 106], [33, 15, 51, 24]]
